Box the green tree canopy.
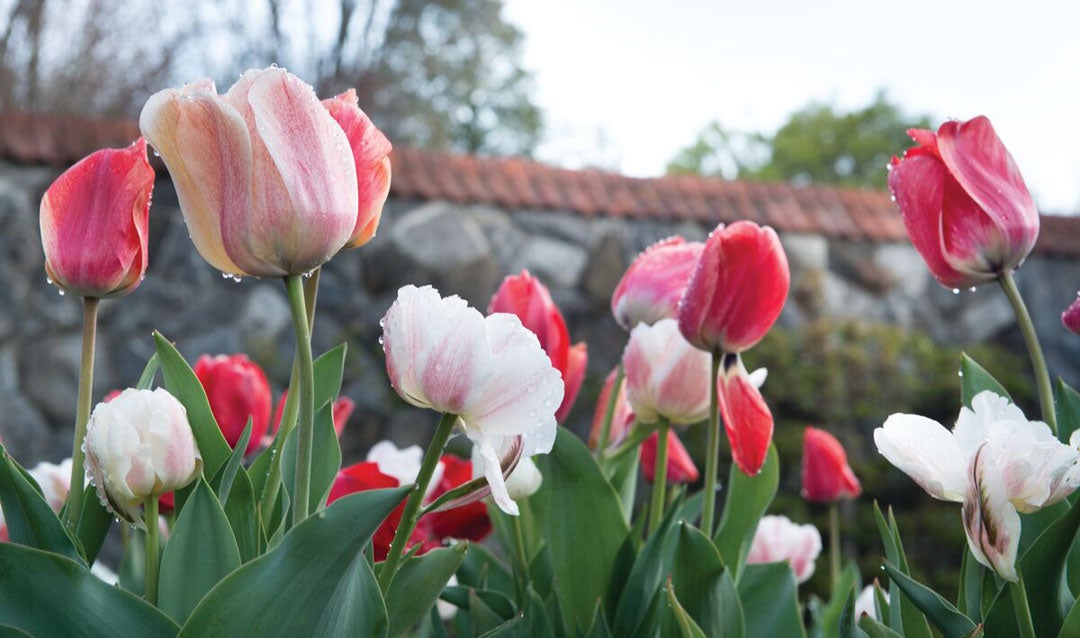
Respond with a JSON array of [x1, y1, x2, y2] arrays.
[[667, 91, 932, 190]]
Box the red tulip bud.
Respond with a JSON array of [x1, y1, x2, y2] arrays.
[[801, 426, 861, 503]]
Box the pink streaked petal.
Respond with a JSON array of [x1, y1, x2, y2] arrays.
[[962, 444, 1020, 582], [139, 84, 250, 275], [624, 319, 710, 425], [940, 176, 1006, 277], [718, 354, 774, 476], [488, 270, 570, 374], [471, 434, 519, 516], [555, 342, 587, 423], [937, 117, 1038, 244], [589, 367, 634, 449], [612, 236, 705, 330]]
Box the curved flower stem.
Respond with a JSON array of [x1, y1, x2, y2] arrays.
[[648, 418, 670, 536], [1009, 576, 1036, 638], [511, 515, 530, 604], [285, 274, 315, 524], [829, 502, 841, 594], [999, 272, 1057, 434], [63, 297, 99, 531], [596, 362, 625, 459], [143, 496, 160, 605], [701, 351, 722, 537], [378, 412, 456, 593], [258, 269, 320, 523]]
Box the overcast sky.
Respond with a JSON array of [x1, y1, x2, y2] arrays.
[[503, 0, 1080, 213]]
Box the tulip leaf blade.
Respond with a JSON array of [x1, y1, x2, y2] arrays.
[[839, 584, 870, 638], [153, 331, 232, 478], [1054, 378, 1080, 444], [882, 562, 976, 638], [178, 487, 407, 637], [858, 614, 905, 638], [873, 502, 933, 638], [158, 478, 242, 624], [0, 542, 179, 637], [672, 523, 744, 638], [384, 545, 466, 638], [0, 445, 82, 563], [313, 343, 347, 411], [74, 486, 111, 565], [737, 562, 806, 638], [959, 353, 1011, 408], [531, 429, 631, 633], [281, 401, 341, 516], [661, 578, 709, 638], [714, 443, 779, 578], [209, 421, 260, 561]]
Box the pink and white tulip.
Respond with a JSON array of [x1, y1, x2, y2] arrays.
[[381, 285, 562, 516], [623, 318, 711, 425], [612, 237, 704, 330], [588, 367, 635, 450], [84, 388, 202, 526], [502, 456, 543, 500], [888, 116, 1039, 289], [746, 514, 822, 584], [139, 67, 360, 277], [875, 391, 1080, 581], [1063, 293, 1080, 335]]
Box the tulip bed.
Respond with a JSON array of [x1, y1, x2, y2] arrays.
[[2, 68, 1080, 638]]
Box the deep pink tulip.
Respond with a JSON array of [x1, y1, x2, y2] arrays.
[[322, 89, 392, 249], [718, 353, 774, 476], [888, 116, 1039, 289], [611, 237, 704, 330], [1063, 294, 1080, 335], [40, 138, 153, 298], [588, 367, 635, 450], [623, 318, 711, 426], [194, 354, 272, 455], [801, 426, 862, 503], [678, 221, 789, 353], [641, 430, 699, 484], [140, 68, 360, 277], [488, 270, 587, 423]]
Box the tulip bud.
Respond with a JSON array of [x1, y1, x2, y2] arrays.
[[612, 237, 704, 330], [1063, 293, 1080, 335], [195, 354, 272, 455], [888, 116, 1039, 289], [588, 367, 634, 450], [677, 221, 789, 353], [641, 430, 699, 484], [801, 426, 862, 503], [84, 388, 201, 526], [40, 138, 154, 298], [746, 515, 822, 584], [623, 318, 711, 425]]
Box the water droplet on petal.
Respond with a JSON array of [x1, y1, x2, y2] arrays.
[[57, 289, 65, 296], [968, 287, 976, 293], [951, 288, 960, 295]]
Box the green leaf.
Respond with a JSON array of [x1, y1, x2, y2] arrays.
[[606, 446, 640, 524], [738, 563, 806, 638], [662, 579, 709, 638], [1059, 594, 1080, 638], [313, 344, 348, 410], [958, 548, 984, 622], [1054, 378, 1080, 444], [672, 523, 744, 638], [0, 543, 179, 637], [281, 401, 342, 514], [477, 613, 524, 638], [221, 465, 260, 563], [136, 353, 160, 390], [154, 331, 231, 478], [212, 420, 251, 503], [74, 487, 111, 565], [531, 429, 630, 633], [179, 487, 407, 637], [858, 613, 905, 638], [882, 562, 976, 638], [839, 585, 870, 638], [119, 526, 145, 594], [158, 479, 242, 624], [810, 563, 858, 637], [0, 445, 81, 562], [873, 503, 933, 638], [959, 353, 1011, 408], [585, 600, 612, 638], [385, 545, 466, 637], [714, 444, 779, 578], [0, 624, 33, 637]]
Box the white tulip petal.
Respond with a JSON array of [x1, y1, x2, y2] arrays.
[[471, 435, 518, 516], [874, 413, 967, 502], [962, 444, 1020, 582]]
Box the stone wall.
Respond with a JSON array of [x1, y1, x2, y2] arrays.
[[2, 161, 1078, 465]]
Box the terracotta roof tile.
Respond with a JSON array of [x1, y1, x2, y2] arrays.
[[3, 110, 1078, 257]]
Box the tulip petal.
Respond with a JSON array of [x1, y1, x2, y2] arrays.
[[624, 319, 711, 425], [471, 434, 519, 516], [139, 82, 249, 275], [718, 353, 773, 476], [939, 176, 1009, 275], [641, 430, 699, 484], [962, 444, 1020, 582], [874, 413, 966, 502], [555, 342, 587, 423], [612, 236, 704, 330]]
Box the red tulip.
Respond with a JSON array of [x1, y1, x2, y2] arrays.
[[801, 426, 861, 503], [419, 455, 492, 543], [328, 461, 420, 561], [1063, 294, 1080, 335], [611, 237, 704, 330], [194, 354, 272, 455], [39, 138, 154, 298], [322, 89, 393, 249], [488, 270, 587, 422], [588, 367, 635, 450], [677, 221, 789, 354], [888, 116, 1039, 289], [718, 353, 774, 476], [641, 430, 699, 484]]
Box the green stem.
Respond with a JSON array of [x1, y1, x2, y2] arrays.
[[64, 297, 99, 530], [285, 274, 315, 523], [701, 352, 722, 536], [1009, 576, 1036, 638], [999, 272, 1057, 434], [511, 514, 530, 603], [597, 363, 625, 457], [649, 419, 670, 536], [144, 496, 160, 605], [257, 268, 320, 523], [829, 502, 841, 594], [378, 412, 457, 592]]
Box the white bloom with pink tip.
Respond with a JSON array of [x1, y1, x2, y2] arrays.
[[622, 318, 711, 425], [746, 514, 822, 584], [875, 391, 1080, 581], [381, 285, 562, 516], [84, 388, 202, 527]]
